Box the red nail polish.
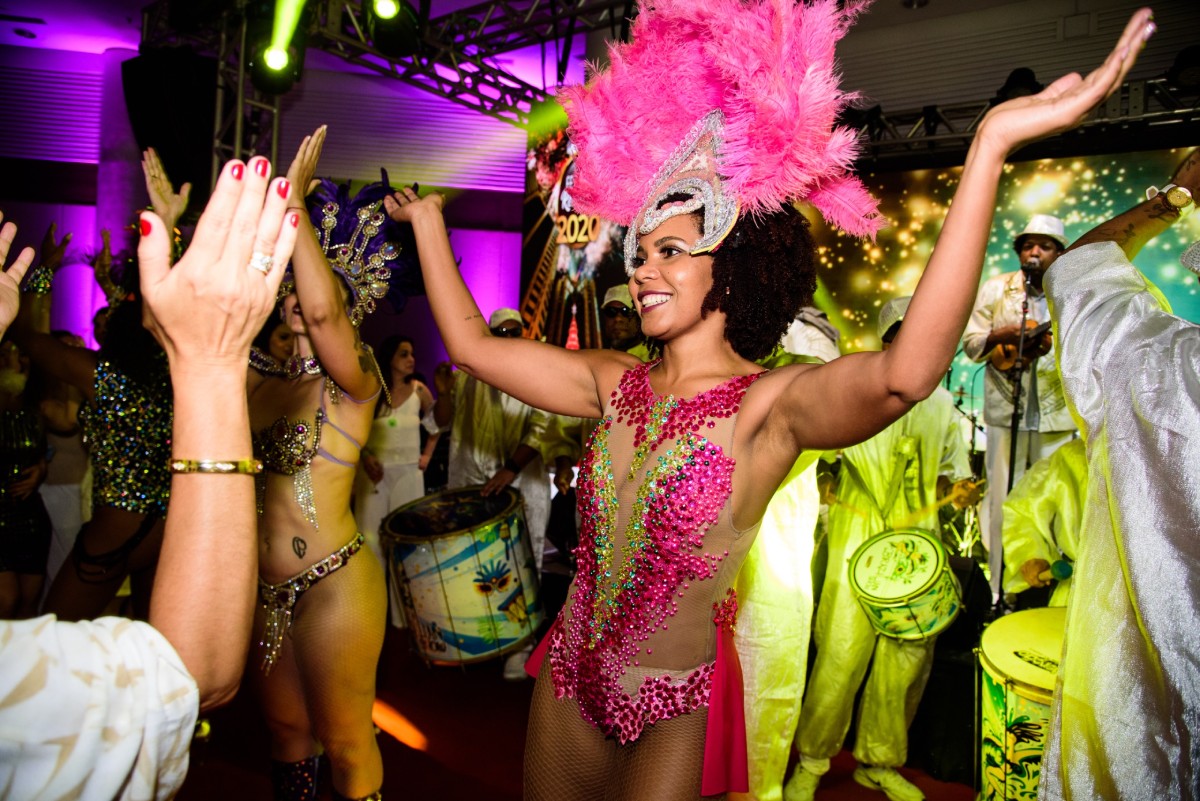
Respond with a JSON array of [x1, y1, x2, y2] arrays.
[[254, 158, 269, 178], [277, 179, 290, 199], [231, 163, 244, 181], [139, 218, 152, 237], [289, 212, 300, 228]]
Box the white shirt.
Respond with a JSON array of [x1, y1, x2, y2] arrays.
[[962, 271, 1074, 432], [0, 616, 198, 800]]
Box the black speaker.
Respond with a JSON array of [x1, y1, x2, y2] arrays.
[[908, 647, 977, 786], [122, 49, 218, 212]]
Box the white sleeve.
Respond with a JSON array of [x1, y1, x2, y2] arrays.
[[0, 615, 199, 801]]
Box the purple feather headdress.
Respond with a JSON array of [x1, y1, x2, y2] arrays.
[[280, 172, 422, 325], [558, 0, 884, 273]]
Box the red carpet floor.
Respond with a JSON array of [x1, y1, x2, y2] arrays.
[[176, 627, 976, 800]]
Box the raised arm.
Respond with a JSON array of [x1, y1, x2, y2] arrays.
[[141, 158, 298, 709], [0, 214, 34, 338], [1068, 146, 1199, 258], [142, 147, 192, 235], [767, 8, 1155, 452], [6, 222, 99, 395], [284, 126, 381, 400], [384, 188, 636, 418]]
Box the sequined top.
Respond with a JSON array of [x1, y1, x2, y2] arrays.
[[548, 361, 765, 743], [252, 397, 366, 475], [79, 359, 172, 517]]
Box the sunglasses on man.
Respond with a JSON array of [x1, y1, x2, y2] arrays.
[[490, 326, 524, 338], [603, 305, 637, 319]]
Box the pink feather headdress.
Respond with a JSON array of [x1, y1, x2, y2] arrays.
[[558, 0, 884, 273]]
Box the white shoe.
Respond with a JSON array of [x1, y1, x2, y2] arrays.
[[852, 766, 924, 801], [782, 766, 822, 801], [503, 645, 533, 681]]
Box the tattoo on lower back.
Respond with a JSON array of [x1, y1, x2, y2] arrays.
[[293, 537, 307, 559]]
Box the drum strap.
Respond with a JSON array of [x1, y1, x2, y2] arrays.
[[257, 532, 365, 674], [846, 436, 922, 527]]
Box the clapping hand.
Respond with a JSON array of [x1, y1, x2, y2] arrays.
[[0, 213, 36, 335], [138, 157, 298, 367], [142, 147, 192, 234]]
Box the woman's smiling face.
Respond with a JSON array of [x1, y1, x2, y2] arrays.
[[629, 213, 716, 341]]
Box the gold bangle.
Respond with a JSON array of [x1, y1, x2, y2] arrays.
[[169, 458, 263, 475]]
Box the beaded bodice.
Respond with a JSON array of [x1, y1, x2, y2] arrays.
[[549, 361, 764, 742], [79, 359, 172, 517], [253, 412, 326, 476]]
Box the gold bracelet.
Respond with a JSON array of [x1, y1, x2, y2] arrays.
[[169, 458, 263, 475]]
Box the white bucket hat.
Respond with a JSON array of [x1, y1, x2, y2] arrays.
[[1013, 214, 1068, 251], [488, 308, 524, 328], [602, 284, 634, 308], [877, 296, 912, 340]]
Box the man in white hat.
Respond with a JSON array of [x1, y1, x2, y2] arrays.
[[599, 284, 650, 360], [962, 214, 1078, 595], [785, 297, 975, 801], [432, 308, 579, 678]]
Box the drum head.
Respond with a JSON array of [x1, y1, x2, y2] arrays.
[[849, 528, 946, 603], [979, 607, 1065, 704], [381, 486, 522, 542]]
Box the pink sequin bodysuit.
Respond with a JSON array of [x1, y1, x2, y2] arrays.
[[547, 361, 764, 743]]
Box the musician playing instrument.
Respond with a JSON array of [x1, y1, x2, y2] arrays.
[[1000, 437, 1084, 608], [962, 215, 1078, 592], [785, 297, 973, 801]]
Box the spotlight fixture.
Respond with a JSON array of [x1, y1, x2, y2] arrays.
[[365, 0, 422, 58], [263, 46, 290, 72], [991, 67, 1043, 106], [245, 0, 310, 96], [1167, 45, 1200, 90], [374, 0, 401, 19]]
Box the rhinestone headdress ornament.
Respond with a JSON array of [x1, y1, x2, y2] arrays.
[[559, 0, 884, 275], [279, 173, 421, 326]]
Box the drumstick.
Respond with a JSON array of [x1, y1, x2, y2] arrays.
[[888, 478, 986, 528], [1037, 560, 1073, 583]]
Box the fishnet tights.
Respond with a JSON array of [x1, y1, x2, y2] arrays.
[[524, 661, 722, 801]]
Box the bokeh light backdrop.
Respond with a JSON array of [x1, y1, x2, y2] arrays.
[[797, 147, 1200, 424]]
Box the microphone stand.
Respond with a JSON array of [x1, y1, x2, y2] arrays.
[[997, 269, 1035, 614], [1005, 270, 1035, 493]]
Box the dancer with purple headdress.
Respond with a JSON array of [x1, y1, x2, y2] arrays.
[[248, 126, 418, 801], [385, 3, 1155, 798]]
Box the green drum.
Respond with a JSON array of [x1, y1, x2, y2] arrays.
[[381, 486, 543, 665], [978, 607, 1065, 801], [848, 527, 961, 639]]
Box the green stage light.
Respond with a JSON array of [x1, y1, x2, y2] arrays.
[[366, 0, 421, 57], [263, 46, 289, 71], [245, 0, 310, 96], [373, 0, 401, 20]]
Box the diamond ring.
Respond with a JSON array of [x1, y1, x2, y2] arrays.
[[249, 252, 273, 274]]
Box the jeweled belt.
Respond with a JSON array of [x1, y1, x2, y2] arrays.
[[257, 531, 364, 674]]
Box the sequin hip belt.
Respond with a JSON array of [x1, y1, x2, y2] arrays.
[[257, 531, 364, 674]]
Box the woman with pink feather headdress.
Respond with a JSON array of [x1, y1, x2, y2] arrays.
[[384, 2, 1156, 798]]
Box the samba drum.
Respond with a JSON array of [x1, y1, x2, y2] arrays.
[[381, 486, 543, 665], [848, 527, 961, 639], [978, 607, 1065, 801]]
